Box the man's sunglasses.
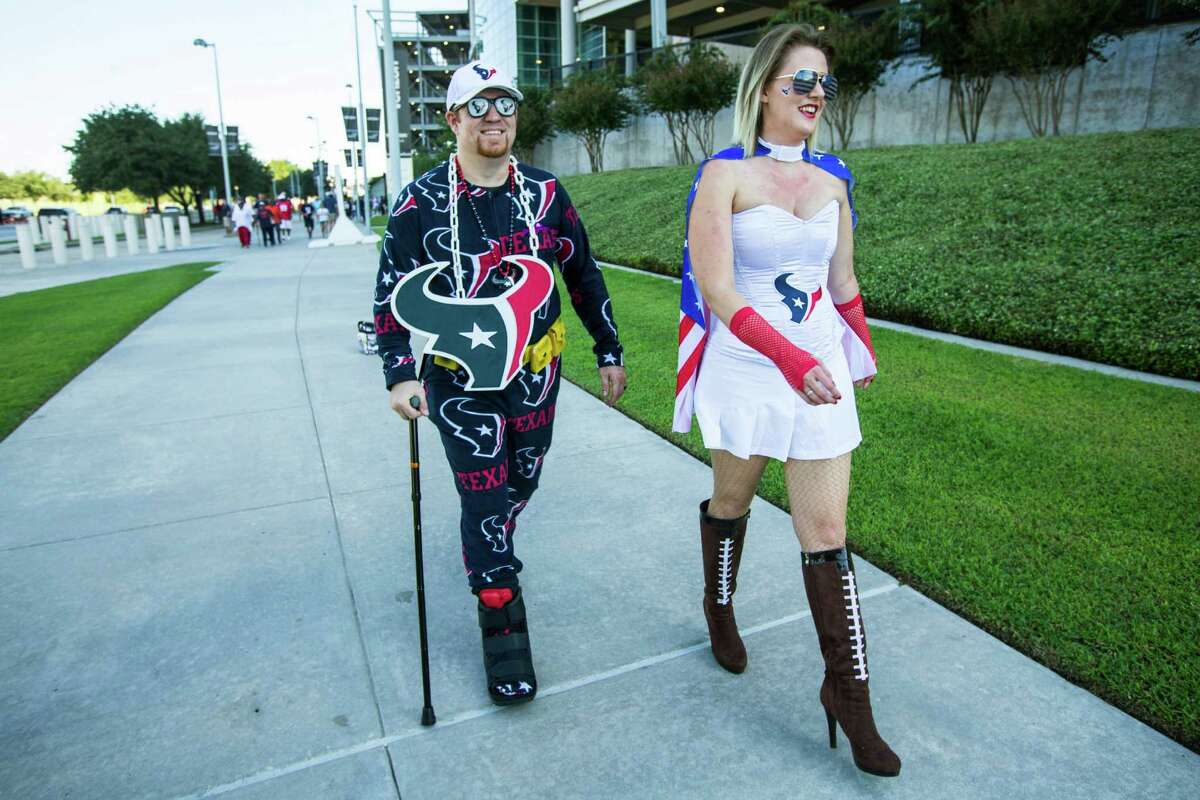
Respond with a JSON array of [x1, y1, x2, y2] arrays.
[[460, 95, 518, 118], [772, 69, 839, 102]]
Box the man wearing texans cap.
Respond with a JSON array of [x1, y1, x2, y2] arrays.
[[372, 61, 626, 705]]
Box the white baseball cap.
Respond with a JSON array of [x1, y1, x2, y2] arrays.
[[446, 61, 524, 111]]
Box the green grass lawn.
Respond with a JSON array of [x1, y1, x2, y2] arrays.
[[557, 266, 1200, 751], [0, 263, 219, 440], [561, 128, 1200, 380]]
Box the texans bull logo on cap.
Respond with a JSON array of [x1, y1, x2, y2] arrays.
[[390, 255, 554, 391]]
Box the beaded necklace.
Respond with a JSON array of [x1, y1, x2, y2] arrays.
[[447, 153, 541, 298]]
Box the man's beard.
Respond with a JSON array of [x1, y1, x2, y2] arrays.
[[474, 133, 510, 158]]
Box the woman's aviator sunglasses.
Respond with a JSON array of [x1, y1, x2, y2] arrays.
[[461, 95, 518, 118], [773, 69, 839, 102]]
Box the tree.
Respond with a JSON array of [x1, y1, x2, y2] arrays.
[[913, 0, 1004, 144], [553, 69, 637, 173], [768, 3, 900, 150], [66, 105, 173, 209], [513, 85, 556, 163], [223, 145, 272, 199], [0, 171, 77, 202], [161, 113, 211, 218], [975, 0, 1122, 137], [634, 43, 739, 164], [413, 131, 456, 176]]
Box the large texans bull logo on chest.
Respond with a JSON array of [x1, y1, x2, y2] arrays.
[[390, 255, 554, 391]]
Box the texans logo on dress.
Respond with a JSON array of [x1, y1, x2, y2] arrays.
[[390, 255, 554, 391], [473, 65, 497, 80], [775, 273, 823, 324]]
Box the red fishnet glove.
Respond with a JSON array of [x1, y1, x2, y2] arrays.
[[729, 306, 819, 392], [834, 293, 876, 364]]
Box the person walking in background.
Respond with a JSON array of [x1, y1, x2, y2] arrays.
[[256, 199, 277, 246], [231, 197, 255, 248], [316, 203, 330, 237], [301, 198, 315, 239], [675, 24, 898, 778], [276, 193, 294, 241]]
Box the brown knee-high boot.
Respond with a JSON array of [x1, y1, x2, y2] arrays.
[[802, 547, 901, 777], [700, 500, 749, 673]]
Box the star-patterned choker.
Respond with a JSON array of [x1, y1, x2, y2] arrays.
[[758, 137, 809, 163]]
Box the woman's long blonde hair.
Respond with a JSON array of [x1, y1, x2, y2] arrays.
[[732, 23, 832, 158]]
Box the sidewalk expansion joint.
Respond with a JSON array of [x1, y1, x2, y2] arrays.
[[170, 582, 900, 799], [8, 403, 312, 445], [292, 251, 401, 800], [0, 495, 330, 553]]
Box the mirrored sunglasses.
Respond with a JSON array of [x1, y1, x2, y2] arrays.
[[773, 69, 839, 102], [463, 95, 517, 118]]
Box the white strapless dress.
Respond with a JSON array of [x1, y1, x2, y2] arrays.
[[693, 200, 876, 461]]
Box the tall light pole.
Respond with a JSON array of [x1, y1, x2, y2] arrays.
[[381, 0, 403, 202], [353, 1, 371, 220], [306, 115, 325, 198], [345, 82, 362, 219], [193, 39, 233, 222]]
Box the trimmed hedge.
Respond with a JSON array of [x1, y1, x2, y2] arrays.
[[562, 128, 1200, 379]]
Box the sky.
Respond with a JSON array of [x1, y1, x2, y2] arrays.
[[2, 0, 463, 182]]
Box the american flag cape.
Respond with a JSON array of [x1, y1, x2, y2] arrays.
[[673, 142, 859, 433]]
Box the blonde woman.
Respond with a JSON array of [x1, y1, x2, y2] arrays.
[[674, 24, 898, 777]]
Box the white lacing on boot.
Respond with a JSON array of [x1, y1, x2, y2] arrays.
[[842, 568, 868, 681], [716, 537, 734, 605]]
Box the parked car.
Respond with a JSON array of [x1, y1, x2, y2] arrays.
[[1, 206, 32, 223], [105, 207, 127, 215], [161, 205, 183, 216], [36, 207, 74, 219]]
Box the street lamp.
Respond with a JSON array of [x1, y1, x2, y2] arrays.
[[306, 115, 325, 197], [193, 38, 233, 225]]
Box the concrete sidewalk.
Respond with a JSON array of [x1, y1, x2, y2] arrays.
[[0, 241, 1196, 800]]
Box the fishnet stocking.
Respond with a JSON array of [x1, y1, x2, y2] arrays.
[[784, 451, 852, 552], [709, 449, 769, 520]]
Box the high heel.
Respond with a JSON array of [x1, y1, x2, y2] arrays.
[[803, 547, 901, 778]]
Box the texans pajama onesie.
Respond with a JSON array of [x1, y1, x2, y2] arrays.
[[373, 160, 623, 593]]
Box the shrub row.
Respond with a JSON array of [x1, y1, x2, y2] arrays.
[[562, 128, 1200, 379]]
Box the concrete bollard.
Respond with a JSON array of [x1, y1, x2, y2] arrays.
[[15, 223, 38, 270], [101, 216, 119, 257], [49, 219, 68, 265], [157, 214, 167, 242], [162, 215, 176, 250], [78, 218, 95, 262], [124, 216, 139, 255], [178, 216, 191, 247], [145, 216, 160, 253], [27, 217, 41, 245], [67, 214, 80, 241], [40, 216, 53, 241]]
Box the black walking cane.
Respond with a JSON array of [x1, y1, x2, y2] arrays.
[[408, 395, 436, 726]]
